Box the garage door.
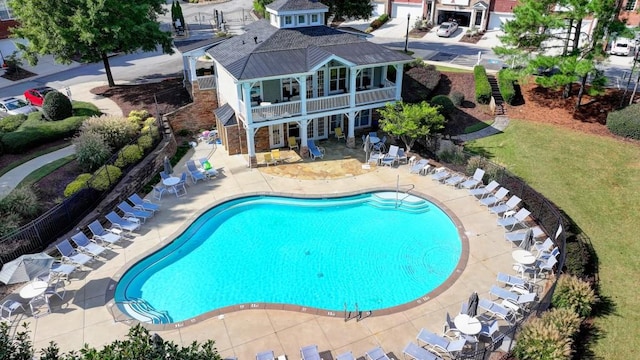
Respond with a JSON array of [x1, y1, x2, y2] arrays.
[[488, 13, 514, 30], [372, 3, 386, 17], [391, 3, 423, 19]]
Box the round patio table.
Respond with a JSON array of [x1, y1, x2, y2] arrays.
[[19, 281, 48, 300], [512, 249, 536, 265], [454, 314, 482, 335]]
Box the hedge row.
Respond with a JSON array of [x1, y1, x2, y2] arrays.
[[606, 103, 640, 140], [367, 13, 389, 32], [0, 102, 101, 154], [497, 69, 516, 105], [473, 65, 491, 104]]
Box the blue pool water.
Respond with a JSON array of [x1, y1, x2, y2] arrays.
[[115, 192, 462, 323]]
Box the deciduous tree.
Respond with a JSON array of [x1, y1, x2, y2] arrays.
[[378, 101, 445, 154], [9, 0, 174, 87]]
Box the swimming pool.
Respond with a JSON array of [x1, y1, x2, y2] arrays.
[[115, 192, 463, 323]]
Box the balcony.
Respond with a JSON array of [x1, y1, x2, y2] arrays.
[[248, 85, 396, 122]]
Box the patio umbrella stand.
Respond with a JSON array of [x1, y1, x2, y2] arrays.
[[467, 291, 479, 317]]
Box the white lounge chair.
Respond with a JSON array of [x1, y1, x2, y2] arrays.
[[71, 232, 107, 258], [444, 172, 466, 187], [300, 345, 321, 360], [186, 160, 207, 184], [469, 180, 499, 198], [489, 195, 521, 215], [478, 298, 516, 324], [49, 261, 76, 282], [256, 351, 275, 360], [531, 237, 554, 255], [479, 187, 509, 207], [409, 159, 430, 174], [460, 168, 485, 189], [381, 145, 399, 167], [478, 320, 501, 342], [365, 347, 391, 360], [516, 256, 558, 282], [0, 300, 25, 325], [88, 220, 122, 247], [128, 193, 160, 213], [497, 208, 531, 230], [117, 201, 153, 223], [106, 211, 141, 233], [496, 272, 531, 291], [335, 352, 355, 360], [55, 239, 93, 268], [416, 328, 466, 358], [431, 168, 451, 182], [402, 342, 443, 360]]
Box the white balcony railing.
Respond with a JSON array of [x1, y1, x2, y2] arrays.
[[246, 86, 397, 122]]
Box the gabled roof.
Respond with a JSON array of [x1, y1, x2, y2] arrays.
[[267, 0, 328, 12], [209, 20, 412, 80], [174, 37, 228, 54]]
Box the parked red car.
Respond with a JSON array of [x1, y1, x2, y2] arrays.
[[23, 86, 59, 107]]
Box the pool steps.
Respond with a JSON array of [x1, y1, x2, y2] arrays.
[[118, 298, 171, 324]]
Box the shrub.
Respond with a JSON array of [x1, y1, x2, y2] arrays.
[[128, 109, 150, 123], [473, 65, 492, 104], [90, 165, 122, 191], [138, 134, 154, 150], [498, 69, 516, 105], [73, 131, 112, 171], [542, 308, 582, 340], [0, 114, 27, 133], [1, 112, 85, 153], [0, 212, 21, 237], [370, 13, 389, 30], [430, 95, 455, 117], [114, 144, 144, 167], [450, 91, 464, 107], [42, 91, 73, 121], [0, 186, 39, 219], [552, 275, 597, 318], [437, 147, 466, 165], [80, 115, 139, 150], [606, 103, 640, 140], [64, 173, 92, 197], [513, 317, 572, 360]]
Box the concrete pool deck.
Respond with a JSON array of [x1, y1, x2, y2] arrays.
[[6, 140, 529, 358]]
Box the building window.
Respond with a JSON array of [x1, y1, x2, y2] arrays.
[[298, 15, 306, 24], [281, 78, 300, 100], [284, 16, 292, 25], [355, 110, 371, 128], [330, 67, 347, 93], [0, 0, 13, 20], [357, 68, 373, 89], [625, 0, 637, 10], [311, 14, 319, 23]]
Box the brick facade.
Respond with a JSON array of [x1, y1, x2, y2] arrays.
[[490, 0, 518, 13], [618, 0, 639, 26], [165, 83, 218, 134]]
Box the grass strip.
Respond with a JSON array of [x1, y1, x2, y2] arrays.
[[16, 155, 76, 189]]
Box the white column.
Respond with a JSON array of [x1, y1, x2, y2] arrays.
[[394, 64, 403, 100], [241, 83, 252, 122], [429, 1, 436, 24], [299, 75, 307, 115], [480, 10, 486, 31], [312, 72, 318, 98], [189, 57, 198, 82], [471, 9, 476, 28], [349, 68, 357, 107], [382, 66, 388, 86], [245, 126, 256, 167]]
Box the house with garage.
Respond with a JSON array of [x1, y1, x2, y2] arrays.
[[206, 0, 412, 167], [381, 0, 489, 31]]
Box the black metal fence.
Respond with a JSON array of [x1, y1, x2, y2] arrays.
[[0, 120, 165, 266]]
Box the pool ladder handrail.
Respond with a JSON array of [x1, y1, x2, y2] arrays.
[[112, 298, 172, 324]]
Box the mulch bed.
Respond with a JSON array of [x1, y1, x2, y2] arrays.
[[1, 67, 37, 81], [458, 33, 484, 44]]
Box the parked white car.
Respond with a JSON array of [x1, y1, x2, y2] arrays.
[[436, 21, 459, 38], [0, 97, 37, 117], [610, 38, 631, 56]]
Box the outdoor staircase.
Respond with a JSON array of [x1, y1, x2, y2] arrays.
[[487, 75, 506, 116]]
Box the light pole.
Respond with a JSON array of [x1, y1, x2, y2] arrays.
[[404, 13, 410, 53]]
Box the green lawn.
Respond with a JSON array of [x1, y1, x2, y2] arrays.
[[466, 120, 640, 358]]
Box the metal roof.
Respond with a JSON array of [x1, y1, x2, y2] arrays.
[[208, 20, 412, 80], [175, 37, 228, 54], [267, 0, 328, 12], [214, 104, 236, 126]]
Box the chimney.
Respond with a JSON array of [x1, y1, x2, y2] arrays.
[[254, 36, 258, 44]]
